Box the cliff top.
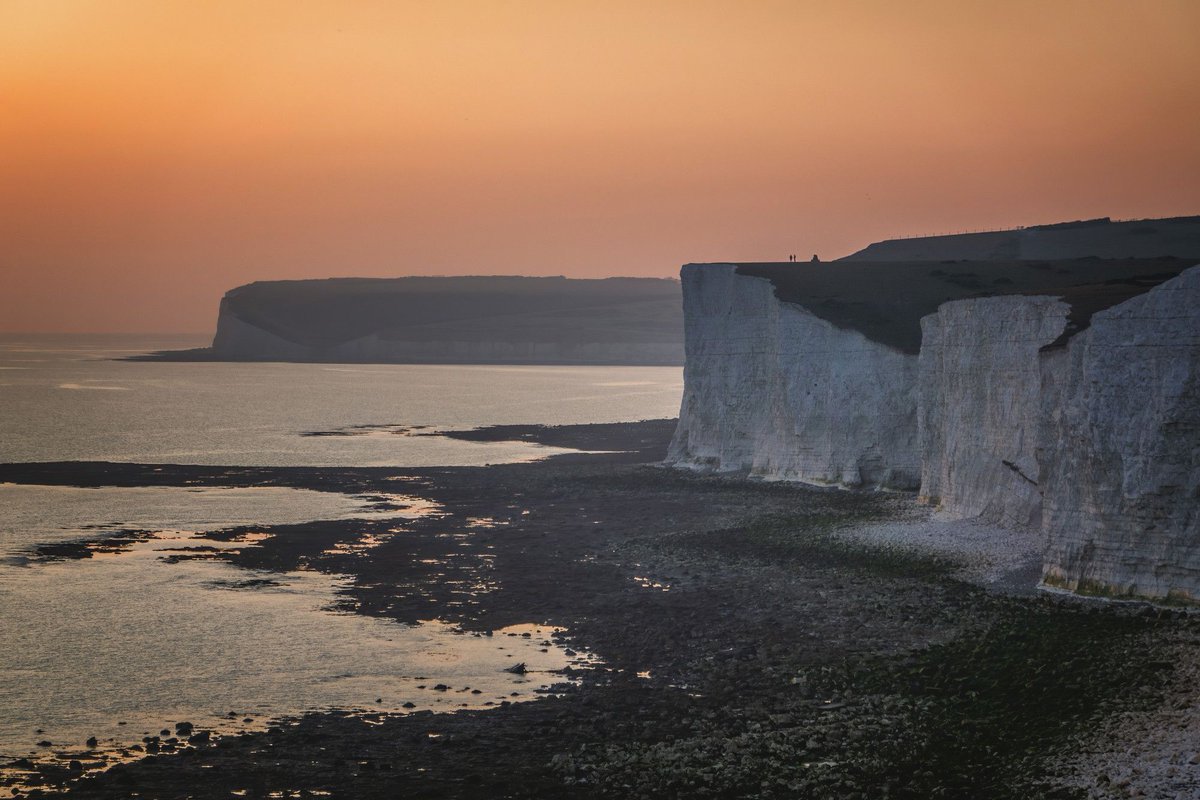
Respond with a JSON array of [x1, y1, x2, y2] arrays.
[[843, 215, 1200, 261], [718, 258, 1197, 354]]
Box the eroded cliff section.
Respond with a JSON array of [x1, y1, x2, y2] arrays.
[[918, 296, 1069, 528], [1040, 267, 1200, 601], [193, 276, 683, 365], [667, 265, 919, 489]]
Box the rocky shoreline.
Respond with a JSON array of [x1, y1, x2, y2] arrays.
[[2, 420, 1196, 798]]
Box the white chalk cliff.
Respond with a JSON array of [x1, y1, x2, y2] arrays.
[[667, 264, 919, 489], [669, 217, 1200, 601], [918, 296, 1069, 528], [1039, 267, 1200, 601]]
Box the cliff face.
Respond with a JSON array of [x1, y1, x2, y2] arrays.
[[208, 276, 684, 365], [918, 296, 1069, 527], [669, 214, 1200, 601], [667, 265, 920, 489], [668, 256, 1194, 490], [1040, 266, 1200, 601]]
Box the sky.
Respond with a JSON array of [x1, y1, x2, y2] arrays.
[[1, 0, 1198, 334]]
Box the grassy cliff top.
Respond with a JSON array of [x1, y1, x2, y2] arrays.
[[725, 257, 1196, 354], [843, 215, 1200, 262]]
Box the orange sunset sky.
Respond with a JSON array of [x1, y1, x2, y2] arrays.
[[2, 0, 1198, 333]]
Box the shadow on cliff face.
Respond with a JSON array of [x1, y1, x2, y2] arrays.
[[736, 257, 1194, 355]]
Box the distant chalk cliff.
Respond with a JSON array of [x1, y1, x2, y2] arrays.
[[167, 276, 683, 365], [668, 216, 1200, 602]]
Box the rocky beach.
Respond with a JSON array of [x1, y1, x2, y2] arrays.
[[3, 420, 1196, 799]]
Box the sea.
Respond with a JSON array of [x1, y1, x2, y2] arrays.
[[0, 333, 683, 766]]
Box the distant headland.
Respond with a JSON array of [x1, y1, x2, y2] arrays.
[[138, 275, 684, 366]]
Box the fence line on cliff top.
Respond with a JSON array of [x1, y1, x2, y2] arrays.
[[887, 216, 1149, 241], [888, 225, 1026, 240]]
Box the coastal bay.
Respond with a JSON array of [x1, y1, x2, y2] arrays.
[[3, 420, 1195, 798]]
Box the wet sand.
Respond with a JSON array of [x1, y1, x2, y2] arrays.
[[2, 420, 1196, 798]]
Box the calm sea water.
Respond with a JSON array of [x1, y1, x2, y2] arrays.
[[0, 333, 683, 466], [0, 334, 681, 768]]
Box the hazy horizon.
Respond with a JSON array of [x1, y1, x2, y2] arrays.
[[3, 0, 1199, 333]]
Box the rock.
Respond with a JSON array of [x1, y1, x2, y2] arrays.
[[402, 702, 416, 709], [187, 731, 211, 745], [666, 264, 920, 489], [1041, 266, 1200, 601], [175, 722, 193, 735], [918, 295, 1068, 526], [504, 662, 528, 675], [669, 250, 1200, 602], [85, 737, 97, 748]]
